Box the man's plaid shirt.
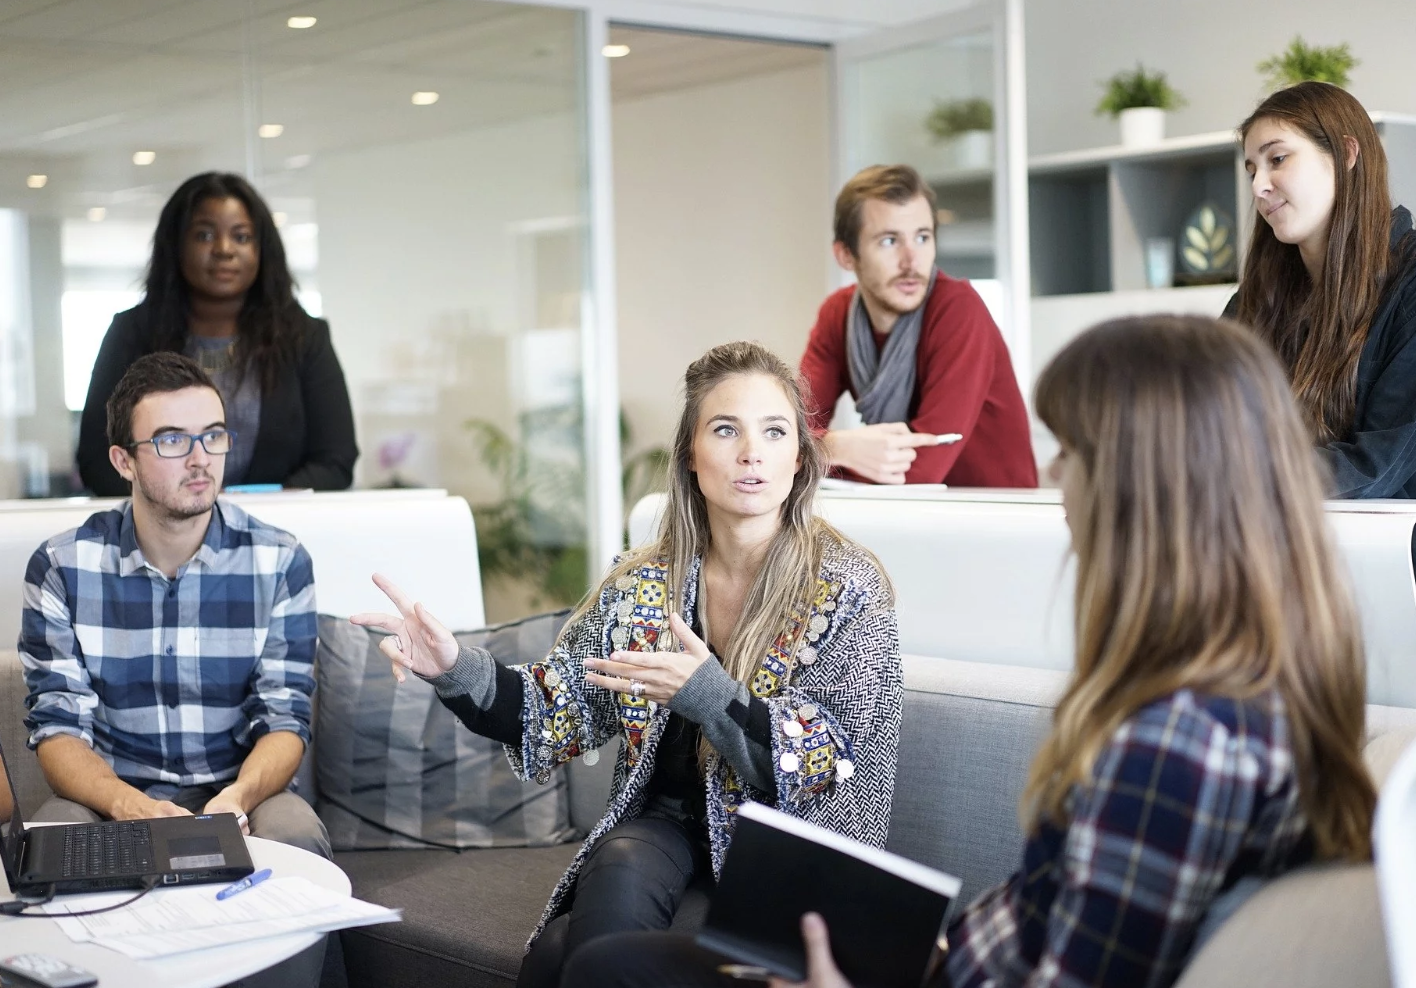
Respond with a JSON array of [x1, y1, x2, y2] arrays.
[[20, 499, 316, 792], [947, 688, 1313, 988]]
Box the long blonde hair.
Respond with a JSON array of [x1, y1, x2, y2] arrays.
[[574, 340, 846, 684], [1029, 315, 1375, 860]]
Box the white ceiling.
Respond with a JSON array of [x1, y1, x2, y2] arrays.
[[607, 25, 824, 101], [0, 0, 845, 223]]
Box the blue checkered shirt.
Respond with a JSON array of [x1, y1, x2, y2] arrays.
[[947, 689, 1313, 988], [19, 500, 316, 793]]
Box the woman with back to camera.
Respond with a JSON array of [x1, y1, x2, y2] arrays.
[[352, 340, 903, 988], [1228, 80, 1416, 497], [77, 172, 357, 494], [567, 315, 1378, 988]]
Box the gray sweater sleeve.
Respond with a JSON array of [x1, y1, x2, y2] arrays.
[[426, 645, 497, 705], [668, 657, 776, 791]]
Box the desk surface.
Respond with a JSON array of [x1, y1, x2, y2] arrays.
[[0, 836, 350, 988]]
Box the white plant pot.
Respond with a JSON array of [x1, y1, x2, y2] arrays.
[[953, 130, 993, 170], [1119, 106, 1166, 147]]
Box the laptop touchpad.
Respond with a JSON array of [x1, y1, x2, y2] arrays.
[[168, 835, 226, 869]]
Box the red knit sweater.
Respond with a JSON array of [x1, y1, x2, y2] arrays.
[[799, 272, 1038, 487]]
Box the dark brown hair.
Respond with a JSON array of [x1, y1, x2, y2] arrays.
[[141, 172, 305, 392], [1236, 82, 1393, 443], [106, 352, 222, 449], [833, 165, 938, 255], [1032, 314, 1375, 860]]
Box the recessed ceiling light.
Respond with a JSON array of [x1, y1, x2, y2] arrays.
[[87, 207, 106, 222], [26, 174, 46, 189], [602, 44, 630, 58], [132, 150, 156, 165], [285, 154, 312, 170], [411, 91, 439, 106], [287, 15, 316, 29], [258, 124, 284, 139], [273, 211, 288, 227]]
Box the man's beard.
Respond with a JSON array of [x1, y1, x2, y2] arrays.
[[870, 268, 934, 316], [134, 469, 218, 521]]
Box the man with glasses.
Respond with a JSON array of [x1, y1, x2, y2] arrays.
[[17, 352, 328, 860]]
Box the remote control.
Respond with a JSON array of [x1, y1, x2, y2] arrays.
[[0, 954, 97, 988]]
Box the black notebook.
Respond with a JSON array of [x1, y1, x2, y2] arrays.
[[697, 801, 961, 987]]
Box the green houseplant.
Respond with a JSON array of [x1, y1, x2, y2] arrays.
[[925, 98, 994, 171], [1095, 64, 1186, 147], [466, 406, 669, 610], [1258, 36, 1359, 90], [924, 98, 994, 141]]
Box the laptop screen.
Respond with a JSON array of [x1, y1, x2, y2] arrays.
[[0, 733, 28, 883]]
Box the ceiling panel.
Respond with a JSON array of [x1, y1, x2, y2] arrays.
[[608, 26, 826, 101], [0, 0, 190, 41]]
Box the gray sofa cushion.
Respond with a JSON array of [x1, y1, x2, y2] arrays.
[[315, 610, 576, 850], [888, 656, 1062, 907], [336, 843, 580, 988]]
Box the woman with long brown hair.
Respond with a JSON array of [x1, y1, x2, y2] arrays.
[[353, 340, 902, 988], [1228, 81, 1416, 497]]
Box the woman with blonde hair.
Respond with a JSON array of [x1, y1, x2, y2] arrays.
[[1229, 81, 1416, 496], [724, 315, 1376, 988], [354, 340, 902, 987]]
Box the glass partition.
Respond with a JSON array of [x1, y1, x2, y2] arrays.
[[0, 0, 594, 619]]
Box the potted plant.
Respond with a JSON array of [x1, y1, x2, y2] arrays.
[[1095, 64, 1187, 148], [924, 97, 994, 170], [1258, 36, 1359, 90]]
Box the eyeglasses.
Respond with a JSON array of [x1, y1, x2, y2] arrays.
[[129, 429, 236, 458]]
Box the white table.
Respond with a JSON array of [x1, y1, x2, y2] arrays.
[[0, 837, 351, 988]]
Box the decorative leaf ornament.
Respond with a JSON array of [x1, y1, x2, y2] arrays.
[[1180, 203, 1236, 275]]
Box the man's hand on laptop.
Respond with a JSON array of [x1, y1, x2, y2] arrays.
[[112, 793, 192, 822], [202, 788, 251, 835], [824, 423, 939, 485]]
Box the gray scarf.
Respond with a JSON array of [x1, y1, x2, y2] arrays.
[[845, 276, 934, 424]]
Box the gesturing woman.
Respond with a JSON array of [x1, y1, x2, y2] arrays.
[[354, 341, 902, 988]]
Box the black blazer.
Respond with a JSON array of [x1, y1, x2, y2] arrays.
[[77, 306, 359, 495]]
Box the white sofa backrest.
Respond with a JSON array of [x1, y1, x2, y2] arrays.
[[0, 489, 485, 647], [628, 489, 1416, 709]]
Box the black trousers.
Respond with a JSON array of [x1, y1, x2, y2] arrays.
[[561, 932, 740, 988], [517, 815, 712, 988]]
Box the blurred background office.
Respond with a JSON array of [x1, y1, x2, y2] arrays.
[[1, 0, 1414, 620]]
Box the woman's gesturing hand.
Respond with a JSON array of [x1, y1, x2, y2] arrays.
[[584, 612, 710, 704], [349, 573, 459, 682]]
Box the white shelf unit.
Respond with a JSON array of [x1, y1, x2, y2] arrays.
[[1027, 111, 1416, 299]]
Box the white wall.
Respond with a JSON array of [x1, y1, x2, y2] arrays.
[[612, 62, 833, 457], [314, 110, 586, 500], [1025, 0, 1416, 156]]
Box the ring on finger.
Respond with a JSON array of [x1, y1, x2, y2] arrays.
[[629, 679, 645, 698]]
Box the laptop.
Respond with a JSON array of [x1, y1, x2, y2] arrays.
[[0, 732, 253, 896]]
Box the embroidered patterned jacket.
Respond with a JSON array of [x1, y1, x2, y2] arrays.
[[508, 529, 903, 946]]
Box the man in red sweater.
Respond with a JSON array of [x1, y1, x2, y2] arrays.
[[800, 165, 1037, 487]]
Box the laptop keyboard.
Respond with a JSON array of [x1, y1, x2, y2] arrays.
[[60, 821, 155, 878]]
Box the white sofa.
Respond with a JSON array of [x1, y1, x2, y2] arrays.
[[632, 487, 1416, 709]]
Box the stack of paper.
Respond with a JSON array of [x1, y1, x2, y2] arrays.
[[41, 877, 401, 960]]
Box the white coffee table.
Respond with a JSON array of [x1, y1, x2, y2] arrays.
[[0, 836, 350, 988]]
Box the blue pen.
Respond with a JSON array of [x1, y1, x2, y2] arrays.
[[225, 483, 283, 493], [217, 867, 273, 900]]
